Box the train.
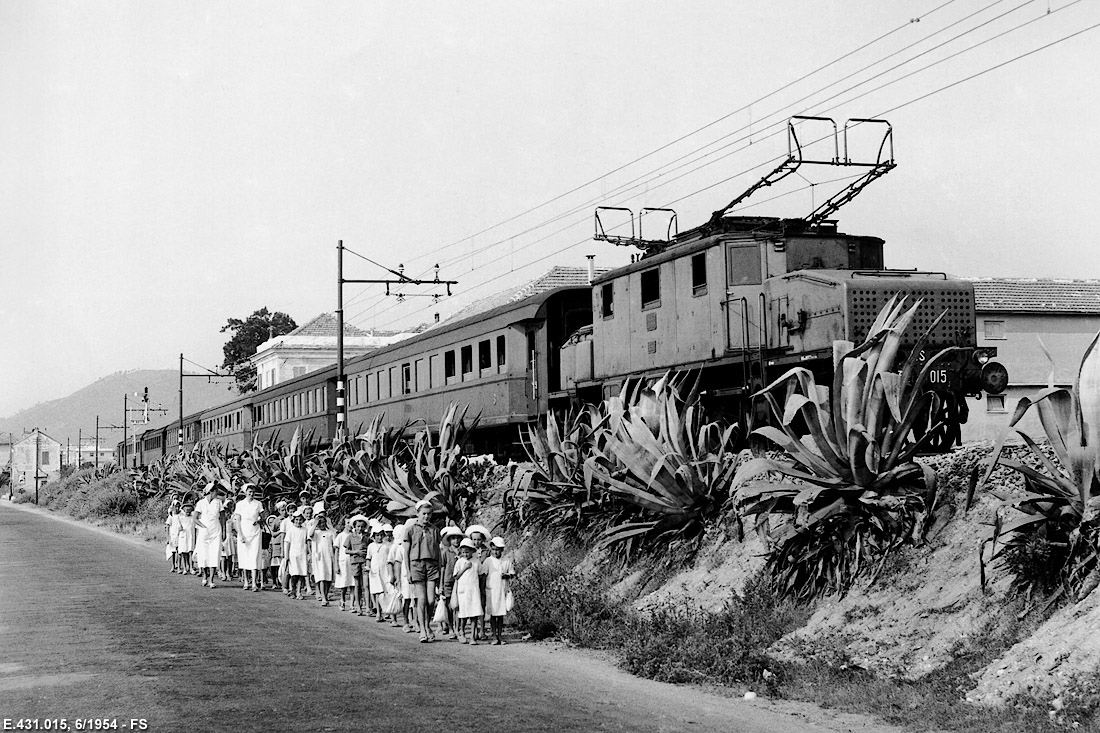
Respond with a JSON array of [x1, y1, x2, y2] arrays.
[[119, 117, 1008, 468]]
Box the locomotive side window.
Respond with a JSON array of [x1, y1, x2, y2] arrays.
[[479, 340, 491, 371], [497, 335, 506, 367], [727, 244, 761, 285], [461, 345, 473, 375], [641, 268, 660, 309], [691, 253, 707, 295], [601, 283, 614, 318], [445, 351, 456, 380]]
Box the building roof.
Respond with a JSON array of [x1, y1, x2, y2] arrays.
[[15, 429, 60, 448], [288, 313, 370, 339], [970, 279, 1100, 314], [254, 313, 414, 353], [440, 266, 607, 325]]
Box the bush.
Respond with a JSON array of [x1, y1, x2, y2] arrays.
[[509, 531, 620, 645], [619, 572, 804, 686]]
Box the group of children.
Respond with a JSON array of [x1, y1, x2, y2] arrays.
[[164, 490, 516, 646]]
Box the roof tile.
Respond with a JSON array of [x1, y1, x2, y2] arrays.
[[969, 279, 1100, 314]]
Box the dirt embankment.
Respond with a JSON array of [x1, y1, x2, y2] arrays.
[[603, 443, 1099, 705]]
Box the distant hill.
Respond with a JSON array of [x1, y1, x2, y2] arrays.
[[0, 370, 237, 451]]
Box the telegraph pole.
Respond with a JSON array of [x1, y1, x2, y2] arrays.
[[335, 240, 456, 436], [34, 429, 40, 505]]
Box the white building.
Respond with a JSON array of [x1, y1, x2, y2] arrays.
[[11, 429, 61, 494], [250, 313, 416, 390]]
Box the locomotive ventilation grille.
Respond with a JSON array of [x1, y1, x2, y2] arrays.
[[847, 285, 973, 347]]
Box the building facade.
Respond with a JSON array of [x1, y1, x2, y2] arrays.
[[960, 279, 1100, 444], [11, 430, 62, 494], [250, 313, 416, 390]]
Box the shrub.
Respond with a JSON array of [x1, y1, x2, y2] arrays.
[[619, 572, 803, 686], [732, 297, 951, 600]]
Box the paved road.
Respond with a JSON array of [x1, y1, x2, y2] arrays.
[[0, 502, 889, 733]]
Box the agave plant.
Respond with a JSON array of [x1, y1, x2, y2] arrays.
[[730, 296, 955, 601], [502, 404, 612, 534], [376, 403, 482, 525], [584, 372, 741, 558], [969, 331, 1100, 605], [331, 414, 411, 518]]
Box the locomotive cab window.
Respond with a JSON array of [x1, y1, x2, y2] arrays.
[[601, 283, 614, 318], [640, 268, 660, 309], [691, 253, 707, 295], [727, 244, 761, 286]]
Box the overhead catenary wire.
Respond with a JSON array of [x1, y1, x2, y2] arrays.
[[357, 15, 1100, 333], [344, 0, 1060, 326], [341, 2, 972, 322]]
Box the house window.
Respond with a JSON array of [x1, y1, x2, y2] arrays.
[[461, 345, 473, 375], [293, 366, 307, 378], [496, 335, 506, 367], [984, 320, 1006, 340], [640, 268, 660, 309], [479, 340, 491, 370], [987, 394, 1007, 413], [445, 351, 456, 380], [601, 283, 614, 318], [691, 252, 707, 295], [41, 451, 50, 465]]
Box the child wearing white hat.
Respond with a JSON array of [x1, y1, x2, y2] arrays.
[[333, 517, 353, 611], [283, 509, 310, 600], [166, 500, 182, 573], [452, 538, 484, 644], [483, 537, 515, 645]]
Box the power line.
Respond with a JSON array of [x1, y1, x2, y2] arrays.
[[358, 15, 1100, 333], [344, 0, 1044, 324]]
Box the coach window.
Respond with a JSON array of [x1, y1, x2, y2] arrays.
[[640, 267, 660, 309], [429, 354, 439, 388], [445, 350, 457, 383], [479, 339, 491, 373], [389, 366, 399, 398], [496, 335, 506, 370], [461, 345, 473, 377], [601, 283, 614, 318], [691, 253, 707, 296], [727, 243, 762, 286], [402, 363, 412, 395], [415, 359, 427, 392]]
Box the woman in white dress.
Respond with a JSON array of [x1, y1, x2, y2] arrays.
[[193, 483, 225, 589], [233, 484, 266, 592], [333, 517, 353, 611]]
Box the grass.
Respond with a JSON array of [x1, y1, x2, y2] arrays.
[[509, 531, 1099, 733]]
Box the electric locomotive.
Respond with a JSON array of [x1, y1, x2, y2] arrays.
[[559, 117, 1007, 449]]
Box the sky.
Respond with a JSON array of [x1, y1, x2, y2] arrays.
[[1, 1, 1098, 418]]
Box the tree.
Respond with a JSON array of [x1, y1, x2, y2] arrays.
[[221, 308, 297, 394]]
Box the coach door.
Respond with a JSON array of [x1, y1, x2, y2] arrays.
[[725, 242, 764, 352]]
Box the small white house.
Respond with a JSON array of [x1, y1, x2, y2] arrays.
[[11, 429, 62, 494]]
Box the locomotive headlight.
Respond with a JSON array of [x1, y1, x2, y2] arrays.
[[973, 347, 997, 365]]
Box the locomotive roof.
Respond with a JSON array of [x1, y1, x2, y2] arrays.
[[591, 217, 884, 286]]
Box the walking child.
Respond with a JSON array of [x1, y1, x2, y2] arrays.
[[342, 515, 369, 615], [452, 538, 483, 645], [283, 509, 310, 600], [310, 512, 335, 605], [177, 502, 196, 575], [483, 537, 515, 645]]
